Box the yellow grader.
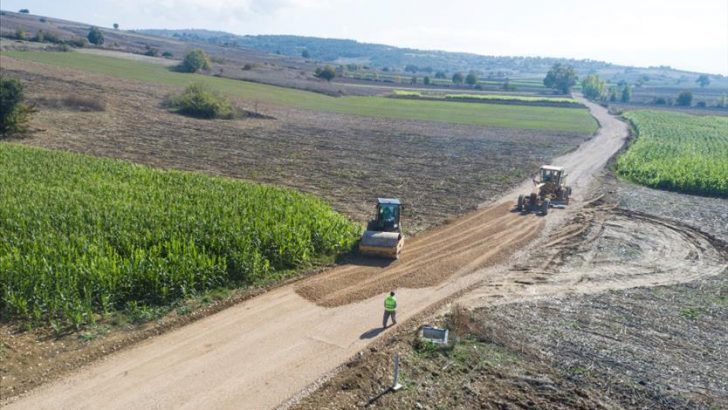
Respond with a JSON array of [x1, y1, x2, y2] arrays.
[[517, 165, 571, 215]]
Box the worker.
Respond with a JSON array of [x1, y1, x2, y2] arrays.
[[383, 291, 397, 328]]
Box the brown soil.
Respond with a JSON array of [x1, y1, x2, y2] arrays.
[[293, 198, 728, 409], [297, 203, 543, 306]]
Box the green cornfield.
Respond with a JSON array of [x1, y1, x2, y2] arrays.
[[617, 111, 728, 197], [0, 144, 361, 327]]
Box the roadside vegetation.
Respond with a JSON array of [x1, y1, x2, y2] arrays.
[[0, 144, 361, 329], [2, 51, 598, 133], [617, 111, 728, 197]]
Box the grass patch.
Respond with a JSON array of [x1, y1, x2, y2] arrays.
[[0, 143, 360, 328], [679, 307, 705, 320], [3, 51, 598, 133], [445, 93, 577, 104]]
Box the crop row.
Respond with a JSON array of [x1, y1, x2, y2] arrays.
[[0, 144, 361, 327], [617, 111, 728, 197]]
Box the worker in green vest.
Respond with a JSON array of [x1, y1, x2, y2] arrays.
[[383, 291, 397, 328]]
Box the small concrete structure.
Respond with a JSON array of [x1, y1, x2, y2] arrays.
[[419, 326, 449, 345]]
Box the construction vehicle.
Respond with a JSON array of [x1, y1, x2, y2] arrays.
[[359, 198, 404, 259], [517, 165, 571, 215]]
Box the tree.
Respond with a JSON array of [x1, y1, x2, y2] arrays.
[[423, 76, 431, 85], [609, 87, 618, 102], [434, 71, 446, 79], [465, 71, 478, 86], [452, 72, 464, 85], [113, 23, 119, 30], [87, 27, 104, 46], [314, 65, 336, 81], [15, 29, 26, 40], [1, 76, 34, 135], [581, 74, 606, 100], [179, 49, 211, 73], [543, 63, 577, 94], [620, 83, 632, 103], [19, 9, 29, 14], [301, 49, 310, 59], [410, 76, 417, 84], [696, 74, 710, 88], [676, 90, 693, 106], [717, 93, 727, 108]]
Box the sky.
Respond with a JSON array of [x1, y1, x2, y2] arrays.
[[4, 0, 728, 74]]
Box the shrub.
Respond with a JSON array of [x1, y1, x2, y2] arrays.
[[314, 65, 336, 81], [696, 101, 706, 108], [163, 83, 233, 119], [65, 37, 87, 48], [676, 90, 693, 106], [87, 27, 104, 45], [162, 51, 173, 58], [144, 46, 160, 57], [0, 76, 34, 135], [178, 49, 211, 73]]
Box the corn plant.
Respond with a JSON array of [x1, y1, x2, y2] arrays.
[[617, 111, 728, 198], [0, 144, 361, 327]]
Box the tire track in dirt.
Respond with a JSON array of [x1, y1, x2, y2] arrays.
[[458, 203, 728, 308], [296, 203, 544, 307]]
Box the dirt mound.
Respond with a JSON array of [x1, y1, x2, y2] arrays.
[[296, 202, 544, 307]]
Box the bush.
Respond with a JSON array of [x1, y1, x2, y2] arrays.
[[144, 46, 160, 57], [178, 49, 211, 73], [242, 63, 254, 70], [0, 76, 34, 135], [314, 65, 336, 81], [696, 101, 706, 108], [65, 37, 87, 48], [676, 91, 693, 106], [163, 83, 233, 119], [162, 51, 173, 58], [87, 27, 104, 46]]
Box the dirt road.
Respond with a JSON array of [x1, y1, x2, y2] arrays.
[[4, 98, 633, 410]]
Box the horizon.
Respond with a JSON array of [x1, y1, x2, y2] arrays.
[[2, 0, 727, 75]]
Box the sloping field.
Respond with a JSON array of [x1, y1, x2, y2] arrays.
[[617, 111, 728, 197], [2, 51, 598, 133], [0, 143, 360, 328]]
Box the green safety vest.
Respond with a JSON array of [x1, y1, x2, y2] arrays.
[[384, 296, 397, 312]]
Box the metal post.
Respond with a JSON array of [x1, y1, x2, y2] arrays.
[[392, 353, 403, 391]]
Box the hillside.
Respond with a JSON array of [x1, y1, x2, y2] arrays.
[[139, 29, 727, 87]]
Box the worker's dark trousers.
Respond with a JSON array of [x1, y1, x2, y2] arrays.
[[383, 310, 397, 328]]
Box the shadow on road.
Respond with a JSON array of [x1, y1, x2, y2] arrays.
[[360, 327, 385, 340]]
